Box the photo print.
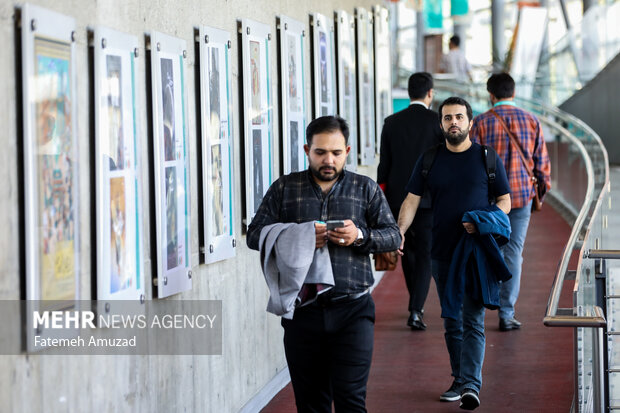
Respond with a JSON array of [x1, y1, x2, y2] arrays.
[[211, 144, 225, 237], [250, 40, 261, 125], [161, 57, 175, 162], [109, 176, 129, 293], [105, 55, 124, 171], [165, 166, 178, 270], [35, 36, 77, 301], [252, 129, 263, 212]]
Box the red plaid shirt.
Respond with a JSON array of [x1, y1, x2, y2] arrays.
[[470, 104, 551, 209]]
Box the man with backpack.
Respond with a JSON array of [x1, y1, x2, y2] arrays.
[[397, 97, 511, 410]]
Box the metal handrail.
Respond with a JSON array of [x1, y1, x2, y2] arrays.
[[542, 124, 600, 327]]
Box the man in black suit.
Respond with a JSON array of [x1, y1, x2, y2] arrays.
[[377, 72, 443, 330]]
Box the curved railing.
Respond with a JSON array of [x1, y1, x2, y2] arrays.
[[432, 79, 611, 412]]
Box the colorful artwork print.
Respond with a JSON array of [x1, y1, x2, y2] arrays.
[[165, 166, 179, 270], [287, 34, 299, 112], [211, 144, 225, 237], [109, 176, 130, 293], [34, 37, 77, 301], [161, 57, 176, 162], [208, 47, 221, 141], [252, 129, 263, 212], [250, 41, 261, 125], [319, 31, 328, 104]]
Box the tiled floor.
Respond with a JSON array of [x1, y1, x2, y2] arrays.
[[262, 205, 575, 412]]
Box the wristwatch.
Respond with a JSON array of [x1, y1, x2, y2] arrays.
[[353, 227, 364, 246]]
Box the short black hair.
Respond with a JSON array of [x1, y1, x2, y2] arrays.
[[487, 72, 515, 99], [408, 72, 433, 100], [306, 115, 349, 146], [449, 35, 460, 47], [438, 96, 473, 122]]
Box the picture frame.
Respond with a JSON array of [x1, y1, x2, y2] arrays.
[[310, 13, 337, 118], [197, 26, 236, 264], [20, 3, 80, 350], [355, 7, 376, 166], [240, 19, 273, 226], [373, 6, 393, 150], [278, 15, 307, 175], [335, 10, 358, 171], [149, 31, 191, 297], [93, 26, 145, 305]]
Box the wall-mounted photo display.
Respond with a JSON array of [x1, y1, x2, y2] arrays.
[[149, 32, 191, 297], [335, 10, 358, 172], [93, 27, 145, 305], [278, 15, 307, 175], [355, 7, 376, 166], [373, 5, 392, 151], [240, 19, 273, 226], [20, 3, 80, 351], [198, 26, 236, 264], [310, 13, 337, 118]]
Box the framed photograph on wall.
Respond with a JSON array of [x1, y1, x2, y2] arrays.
[[149, 31, 191, 298], [355, 7, 376, 166], [310, 13, 336, 118], [373, 5, 392, 151], [278, 15, 307, 175], [20, 4, 80, 350], [198, 26, 236, 264], [335, 10, 358, 172], [93, 27, 145, 306], [240, 19, 273, 226]]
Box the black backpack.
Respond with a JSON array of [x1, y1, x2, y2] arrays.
[[420, 143, 497, 205]]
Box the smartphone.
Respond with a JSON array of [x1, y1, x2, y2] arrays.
[[326, 220, 346, 230]]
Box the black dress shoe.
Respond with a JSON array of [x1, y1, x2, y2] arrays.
[[407, 310, 427, 330], [499, 317, 522, 331]]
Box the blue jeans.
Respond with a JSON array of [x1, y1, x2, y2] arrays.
[[499, 201, 532, 320], [432, 260, 486, 393]]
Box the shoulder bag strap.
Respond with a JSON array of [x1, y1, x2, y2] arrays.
[[489, 109, 535, 180]]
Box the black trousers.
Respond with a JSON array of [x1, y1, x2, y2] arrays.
[[400, 208, 432, 312], [281, 294, 375, 413]]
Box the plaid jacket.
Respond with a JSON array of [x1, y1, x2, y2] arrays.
[[247, 170, 401, 294], [470, 104, 551, 209]]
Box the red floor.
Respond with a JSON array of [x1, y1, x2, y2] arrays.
[[262, 206, 574, 412]]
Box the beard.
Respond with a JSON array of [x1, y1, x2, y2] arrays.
[[309, 164, 343, 182], [443, 126, 469, 146]]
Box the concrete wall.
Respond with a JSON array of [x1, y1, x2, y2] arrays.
[[560, 52, 620, 165], [0, 1, 379, 412]]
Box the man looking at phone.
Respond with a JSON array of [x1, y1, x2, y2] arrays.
[[247, 116, 401, 412]]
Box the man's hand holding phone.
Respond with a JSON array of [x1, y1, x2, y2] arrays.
[[326, 219, 357, 246]]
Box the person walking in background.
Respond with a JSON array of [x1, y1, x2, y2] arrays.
[[398, 97, 511, 410], [247, 116, 401, 412], [377, 72, 443, 330], [440, 35, 473, 83], [470, 72, 551, 331]]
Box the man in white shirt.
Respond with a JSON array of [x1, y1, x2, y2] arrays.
[[440, 35, 472, 83]]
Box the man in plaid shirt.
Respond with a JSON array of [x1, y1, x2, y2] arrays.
[[247, 116, 401, 412], [470, 72, 551, 331]]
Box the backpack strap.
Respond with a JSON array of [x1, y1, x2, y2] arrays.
[[482, 145, 497, 204], [482, 145, 496, 184], [421, 144, 442, 178]]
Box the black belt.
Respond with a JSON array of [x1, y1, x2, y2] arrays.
[[315, 289, 369, 306]]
